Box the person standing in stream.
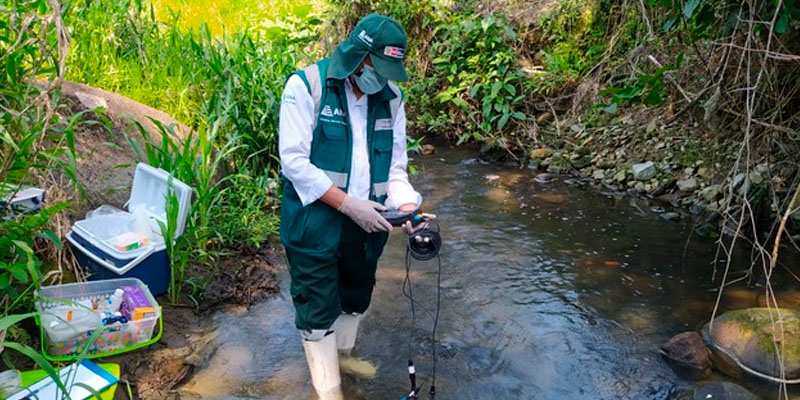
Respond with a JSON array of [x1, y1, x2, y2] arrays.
[[278, 13, 434, 399]]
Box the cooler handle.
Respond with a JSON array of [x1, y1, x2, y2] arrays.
[[66, 231, 156, 275]]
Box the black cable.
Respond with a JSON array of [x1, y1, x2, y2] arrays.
[[429, 251, 441, 400], [402, 246, 418, 396], [401, 222, 442, 399]]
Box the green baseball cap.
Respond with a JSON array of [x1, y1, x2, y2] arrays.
[[328, 13, 409, 82]]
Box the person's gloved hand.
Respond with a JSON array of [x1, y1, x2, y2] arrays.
[[338, 195, 393, 233], [403, 213, 437, 234]]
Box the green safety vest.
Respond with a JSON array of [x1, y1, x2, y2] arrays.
[[280, 58, 403, 256]]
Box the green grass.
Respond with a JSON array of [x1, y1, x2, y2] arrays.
[[63, 0, 320, 302], [150, 0, 322, 35]]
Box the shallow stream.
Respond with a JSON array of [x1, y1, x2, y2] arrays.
[[180, 146, 798, 399]]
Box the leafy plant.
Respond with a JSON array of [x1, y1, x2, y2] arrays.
[[0, 204, 69, 315], [599, 54, 683, 113], [411, 13, 528, 149], [1, 0, 83, 316]]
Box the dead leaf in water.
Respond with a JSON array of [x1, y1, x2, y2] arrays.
[[535, 193, 568, 204]]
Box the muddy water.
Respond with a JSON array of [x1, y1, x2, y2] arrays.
[[180, 146, 795, 399]]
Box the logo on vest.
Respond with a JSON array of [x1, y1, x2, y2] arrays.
[[374, 118, 392, 131], [321, 105, 346, 118], [357, 30, 373, 47]]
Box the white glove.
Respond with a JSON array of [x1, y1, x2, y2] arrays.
[[338, 195, 392, 233], [403, 213, 437, 234]]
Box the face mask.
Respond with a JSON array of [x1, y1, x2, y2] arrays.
[[353, 63, 388, 95]]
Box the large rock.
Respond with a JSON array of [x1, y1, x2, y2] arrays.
[[702, 308, 800, 381], [62, 81, 192, 138], [693, 382, 760, 400], [632, 161, 657, 181], [59, 81, 194, 212], [529, 147, 552, 160], [677, 178, 699, 192], [661, 331, 712, 379]]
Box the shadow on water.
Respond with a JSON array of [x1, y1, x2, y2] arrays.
[[179, 145, 799, 399]]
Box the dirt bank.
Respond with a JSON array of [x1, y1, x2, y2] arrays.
[[103, 245, 281, 400]]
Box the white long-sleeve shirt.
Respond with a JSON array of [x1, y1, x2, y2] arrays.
[[279, 74, 421, 208]]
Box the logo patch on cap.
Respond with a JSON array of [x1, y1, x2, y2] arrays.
[[383, 46, 404, 59], [357, 30, 373, 47]]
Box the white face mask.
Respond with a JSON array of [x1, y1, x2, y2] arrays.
[[353, 63, 388, 94]]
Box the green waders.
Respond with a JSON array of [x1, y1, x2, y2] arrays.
[[280, 58, 403, 333]]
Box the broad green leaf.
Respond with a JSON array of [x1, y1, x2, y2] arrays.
[[482, 101, 492, 118], [498, 113, 510, 130], [775, 12, 788, 34], [293, 4, 311, 18], [491, 80, 502, 98], [11, 240, 33, 254], [451, 97, 469, 109], [10, 264, 28, 283], [13, 240, 39, 281], [503, 25, 517, 41], [505, 84, 516, 96], [643, 90, 663, 105], [683, 0, 701, 19], [0, 312, 37, 331], [38, 230, 63, 249]]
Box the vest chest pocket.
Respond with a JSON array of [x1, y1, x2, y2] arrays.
[[311, 122, 349, 173], [371, 132, 394, 185]]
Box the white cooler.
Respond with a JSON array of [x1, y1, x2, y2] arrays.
[[66, 163, 192, 295]]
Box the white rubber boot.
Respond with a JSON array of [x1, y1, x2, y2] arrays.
[[333, 313, 362, 354], [333, 313, 377, 378], [302, 333, 344, 400]]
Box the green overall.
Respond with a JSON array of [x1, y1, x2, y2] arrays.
[[280, 58, 403, 332]]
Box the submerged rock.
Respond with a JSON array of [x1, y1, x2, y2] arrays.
[[693, 382, 759, 400], [702, 308, 800, 381], [534, 173, 555, 183], [661, 212, 681, 221], [661, 331, 712, 379]]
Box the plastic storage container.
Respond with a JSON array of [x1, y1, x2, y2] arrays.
[[0, 186, 45, 214], [0, 369, 22, 398], [35, 278, 162, 361], [66, 163, 192, 295]]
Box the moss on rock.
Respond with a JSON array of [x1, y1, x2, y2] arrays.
[[702, 308, 800, 380]]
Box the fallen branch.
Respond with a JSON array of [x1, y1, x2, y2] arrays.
[[713, 42, 800, 62], [647, 55, 692, 102], [722, 108, 796, 135], [666, 83, 717, 125]]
